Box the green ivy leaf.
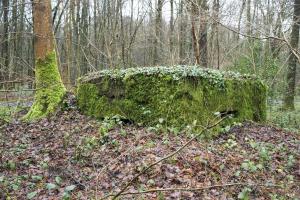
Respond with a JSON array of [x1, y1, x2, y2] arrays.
[[46, 183, 56, 190], [32, 175, 43, 181], [62, 192, 70, 200], [65, 185, 76, 192], [234, 170, 241, 177], [224, 125, 231, 132], [238, 187, 251, 200], [55, 176, 62, 185], [12, 184, 19, 190], [158, 118, 164, 124], [27, 191, 38, 199]]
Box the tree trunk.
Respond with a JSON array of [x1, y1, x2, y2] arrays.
[[179, 0, 186, 64], [199, 0, 208, 67], [17, 0, 26, 82], [11, 0, 18, 81], [211, 0, 220, 69], [24, 0, 66, 121], [246, 0, 251, 36], [80, 0, 89, 74], [154, 0, 163, 65], [1, 0, 9, 82], [271, 0, 286, 59], [283, 0, 300, 110], [237, 0, 246, 40], [191, 16, 200, 64], [190, 0, 200, 64], [169, 0, 174, 56]]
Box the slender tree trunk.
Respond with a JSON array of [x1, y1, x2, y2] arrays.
[[271, 0, 286, 59], [24, 0, 66, 121], [17, 0, 26, 82], [154, 0, 163, 65], [10, 0, 18, 82], [63, 2, 72, 88], [80, 0, 89, 74], [179, 0, 186, 64], [211, 0, 220, 69], [120, 3, 126, 67], [75, 0, 81, 75], [93, 0, 98, 68], [69, 0, 78, 81], [237, 0, 246, 40], [190, 1, 200, 65], [169, 0, 174, 56], [128, 0, 134, 65], [191, 17, 200, 64], [199, 0, 208, 67], [1, 0, 9, 82], [246, 0, 252, 36], [283, 0, 300, 110]]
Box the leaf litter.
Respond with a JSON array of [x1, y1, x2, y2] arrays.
[[0, 96, 299, 199]]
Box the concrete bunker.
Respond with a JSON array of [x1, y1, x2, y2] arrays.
[[77, 66, 267, 131]]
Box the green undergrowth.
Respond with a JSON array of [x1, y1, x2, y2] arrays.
[[0, 105, 28, 123], [77, 66, 267, 136], [0, 106, 13, 122], [0, 106, 19, 122], [267, 99, 300, 133], [23, 51, 66, 121]]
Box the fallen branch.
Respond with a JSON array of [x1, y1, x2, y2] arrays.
[[102, 117, 226, 200], [104, 182, 283, 198]]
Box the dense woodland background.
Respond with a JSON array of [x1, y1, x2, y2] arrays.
[[0, 0, 299, 117]]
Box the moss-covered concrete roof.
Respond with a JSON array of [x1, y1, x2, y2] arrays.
[[79, 65, 258, 83]]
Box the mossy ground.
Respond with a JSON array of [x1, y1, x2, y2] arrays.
[[23, 51, 66, 121], [77, 66, 267, 134]]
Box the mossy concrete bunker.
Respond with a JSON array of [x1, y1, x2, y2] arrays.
[[77, 66, 267, 129]]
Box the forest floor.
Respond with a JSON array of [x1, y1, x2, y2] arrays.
[[0, 95, 299, 200]]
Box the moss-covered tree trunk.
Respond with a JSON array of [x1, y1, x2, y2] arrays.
[[24, 0, 66, 121]]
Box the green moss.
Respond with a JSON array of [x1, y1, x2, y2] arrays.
[[77, 66, 267, 132], [23, 51, 66, 121]]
